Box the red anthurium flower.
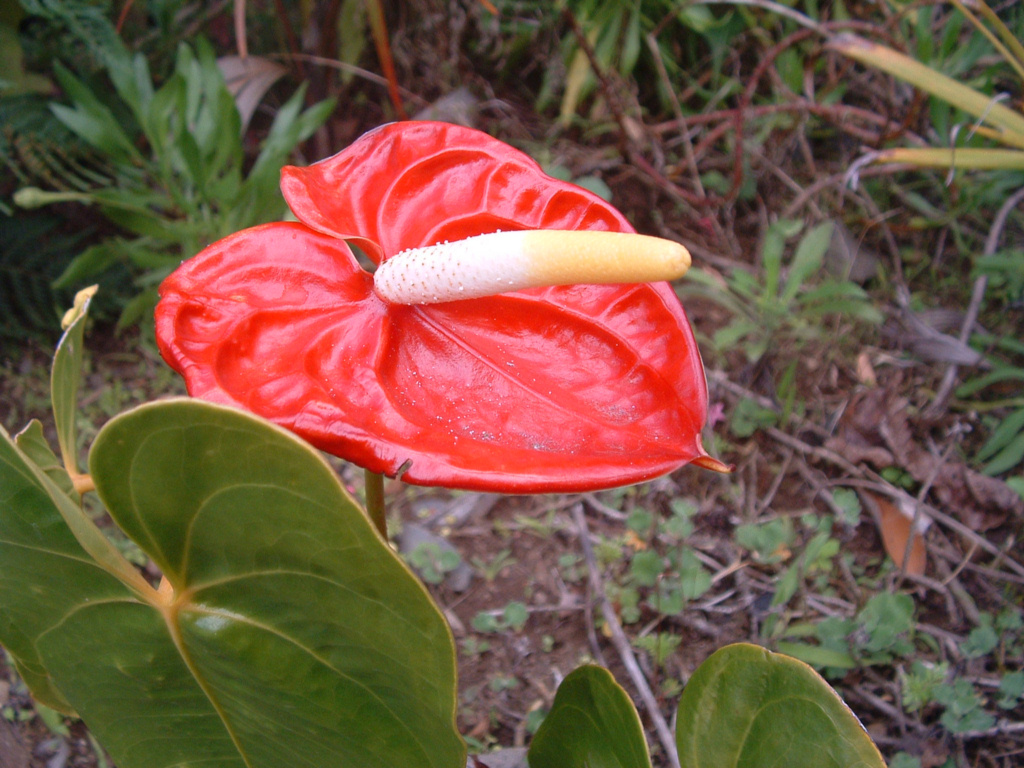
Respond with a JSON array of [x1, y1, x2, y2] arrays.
[[155, 121, 726, 492]]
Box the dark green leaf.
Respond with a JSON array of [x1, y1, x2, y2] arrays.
[[782, 222, 834, 305], [630, 550, 664, 587], [528, 665, 651, 768], [50, 64, 140, 165], [0, 422, 141, 715], [76, 399, 464, 768], [676, 643, 885, 768], [956, 365, 1024, 397], [981, 421, 1024, 476], [105, 49, 153, 127], [677, 548, 711, 600], [53, 243, 120, 289], [977, 408, 1024, 462], [13, 420, 77, 503]]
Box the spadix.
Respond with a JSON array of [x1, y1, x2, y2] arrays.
[[373, 230, 691, 305]]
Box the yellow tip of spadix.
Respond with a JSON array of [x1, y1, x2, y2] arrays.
[[522, 230, 690, 286], [373, 230, 692, 305]]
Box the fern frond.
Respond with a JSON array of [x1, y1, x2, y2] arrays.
[[20, 0, 124, 71], [0, 213, 91, 340], [1, 93, 113, 192]]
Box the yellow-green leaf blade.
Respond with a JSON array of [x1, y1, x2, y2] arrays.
[[14, 420, 78, 503], [829, 34, 1024, 148], [874, 147, 1024, 170], [51, 284, 97, 477]]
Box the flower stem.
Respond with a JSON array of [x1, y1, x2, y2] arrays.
[[364, 469, 387, 538]]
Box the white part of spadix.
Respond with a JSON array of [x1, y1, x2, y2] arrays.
[[372, 229, 691, 305]]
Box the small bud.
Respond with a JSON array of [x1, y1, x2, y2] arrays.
[[13, 187, 92, 210], [373, 230, 691, 305], [61, 285, 99, 329]]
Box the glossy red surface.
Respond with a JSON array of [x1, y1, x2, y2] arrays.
[[156, 122, 718, 492]]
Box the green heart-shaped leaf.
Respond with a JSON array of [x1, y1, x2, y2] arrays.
[[527, 665, 651, 768], [675, 643, 885, 768], [2, 399, 464, 768]]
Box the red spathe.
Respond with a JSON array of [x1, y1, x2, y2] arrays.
[[155, 122, 721, 492]]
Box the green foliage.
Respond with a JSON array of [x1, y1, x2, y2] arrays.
[[630, 549, 664, 587], [559, 0, 744, 123], [633, 632, 682, 669], [829, 488, 862, 528], [735, 517, 796, 564], [0, 90, 90, 188], [899, 616, 1023, 734], [998, 671, 1024, 709], [406, 541, 463, 584], [18, 0, 124, 73], [779, 592, 917, 673], [460, 636, 491, 658], [605, 580, 641, 624], [935, 679, 995, 733], [958, 336, 1024, 477], [529, 665, 652, 768], [679, 220, 882, 364], [472, 601, 529, 633], [669, 547, 713, 603], [480, 0, 746, 127], [664, 499, 696, 538], [729, 397, 779, 438], [488, 674, 520, 692], [856, 593, 917, 657], [470, 548, 517, 582], [962, 614, 1000, 658], [833, 0, 1024, 171], [50, 283, 95, 480], [974, 248, 1024, 306], [594, 494, 714, 630], [557, 552, 585, 583], [15, 36, 333, 327], [901, 660, 950, 713], [889, 754, 922, 768]]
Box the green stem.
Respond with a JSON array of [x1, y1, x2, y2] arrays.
[[364, 469, 387, 539]]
